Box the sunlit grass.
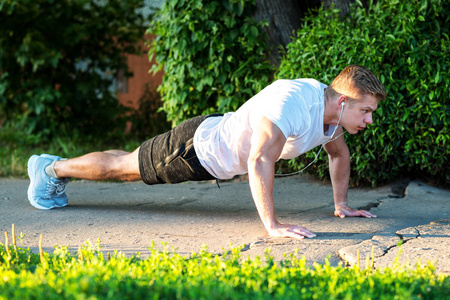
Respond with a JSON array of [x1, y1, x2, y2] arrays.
[[1, 226, 449, 299]]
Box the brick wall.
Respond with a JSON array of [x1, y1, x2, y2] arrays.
[[117, 37, 163, 110]]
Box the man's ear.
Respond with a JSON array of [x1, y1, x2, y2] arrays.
[[338, 95, 347, 109]]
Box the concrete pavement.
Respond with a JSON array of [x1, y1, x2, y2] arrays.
[[0, 175, 448, 274]]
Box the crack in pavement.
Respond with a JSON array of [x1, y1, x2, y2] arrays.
[[357, 196, 390, 212], [376, 227, 421, 259], [396, 227, 421, 242]]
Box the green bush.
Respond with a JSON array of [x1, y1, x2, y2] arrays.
[[0, 0, 148, 139], [148, 0, 272, 126], [277, 0, 449, 186], [1, 240, 449, 299]]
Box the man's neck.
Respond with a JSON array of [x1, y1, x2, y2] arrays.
[[323, 89, 339, 126]]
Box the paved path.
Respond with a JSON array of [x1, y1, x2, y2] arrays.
[[0, 176, 448, 274]]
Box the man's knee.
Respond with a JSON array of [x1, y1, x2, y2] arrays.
[[109, 150, 141, 181]]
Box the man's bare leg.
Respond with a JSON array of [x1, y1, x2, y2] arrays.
[[103, 150, 130, 156], [54, 147, 142, 182]]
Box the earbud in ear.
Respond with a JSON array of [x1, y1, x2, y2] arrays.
[[342, 102, 345, 108]]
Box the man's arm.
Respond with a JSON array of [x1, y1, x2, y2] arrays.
[[324, 127, 376, 218], [247, 117, 316, 240]]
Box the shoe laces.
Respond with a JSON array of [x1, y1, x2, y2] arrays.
[[55, 180, 68, 195], [45, 179, 60, 199]]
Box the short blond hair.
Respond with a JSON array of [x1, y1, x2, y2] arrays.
[[326, 65, 386, 101]]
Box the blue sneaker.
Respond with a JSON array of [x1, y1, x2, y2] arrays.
[[40, 154, 70, 208], [27, 155, 58, 209]]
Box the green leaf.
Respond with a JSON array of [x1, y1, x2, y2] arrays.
[[234, 1, 244, 16], [275, 0, 449, 186]]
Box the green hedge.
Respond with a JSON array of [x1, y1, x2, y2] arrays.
[[0, 0, 148, 139], [148, 0, 272, 126], [277, 0, 449, 186], [1, 241, 449, 299]]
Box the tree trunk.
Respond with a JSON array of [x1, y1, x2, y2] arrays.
[[254, 0, 365, 66], [253, 0, 321, 66]]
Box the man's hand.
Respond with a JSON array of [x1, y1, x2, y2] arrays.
[[334, 205, 377, 219], [267, 222, 317, 240]]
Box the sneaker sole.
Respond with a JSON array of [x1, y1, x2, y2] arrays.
[[27, 155, 55, 210]]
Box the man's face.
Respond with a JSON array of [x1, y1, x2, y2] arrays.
[[341, 94, 379, 135]]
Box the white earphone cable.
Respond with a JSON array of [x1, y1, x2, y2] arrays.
[[275, 103, 346, 177]]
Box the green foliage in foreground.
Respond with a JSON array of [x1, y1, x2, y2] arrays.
[[1, 240, 449, 299], [277, 0, 449, 187]]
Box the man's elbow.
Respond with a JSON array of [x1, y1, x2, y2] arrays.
[[247, 154, 273, 173], [247, 154, 262, 170]]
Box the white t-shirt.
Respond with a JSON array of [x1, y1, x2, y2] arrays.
[[193, 79, 336, 180]]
